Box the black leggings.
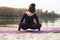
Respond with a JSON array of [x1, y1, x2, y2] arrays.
[[18, 23, 41, 30]]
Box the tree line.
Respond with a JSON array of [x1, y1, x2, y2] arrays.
[[0, 7, 60, 24]]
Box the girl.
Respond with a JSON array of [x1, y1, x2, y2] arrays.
[[18, 3, 41, 31]]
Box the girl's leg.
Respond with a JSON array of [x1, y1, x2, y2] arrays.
[[18, 23, 24, 31], [31, 23, 41, 31]]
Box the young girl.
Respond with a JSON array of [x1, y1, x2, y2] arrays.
[[18, 3, 41, 31]]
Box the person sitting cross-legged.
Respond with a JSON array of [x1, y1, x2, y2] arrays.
[[18, 3, 41, 31]]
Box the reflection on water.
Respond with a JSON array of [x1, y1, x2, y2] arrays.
[[40, 18, 60, 28]]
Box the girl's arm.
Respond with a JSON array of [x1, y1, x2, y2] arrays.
[[35, 14, 39, 24], [20, 14, 25, 23]]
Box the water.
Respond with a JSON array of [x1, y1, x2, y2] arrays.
[[0, 18, 60, 28], [41, 18, 60, 28]]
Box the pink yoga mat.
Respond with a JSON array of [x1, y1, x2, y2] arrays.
[[0, 30, 60, 34]]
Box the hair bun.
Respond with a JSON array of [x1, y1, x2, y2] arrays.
[[30, 3, 35, 7], [31, 3, 35, 6]]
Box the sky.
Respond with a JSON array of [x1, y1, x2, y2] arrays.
[[0, 0, 60, 14]]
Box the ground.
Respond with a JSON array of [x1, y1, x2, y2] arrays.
[[0, 25, 60, 40]]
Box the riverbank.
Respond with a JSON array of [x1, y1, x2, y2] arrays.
[[0, 24, 60, 30]]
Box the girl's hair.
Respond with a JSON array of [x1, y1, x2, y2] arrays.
[[29, 3, 36, 13]]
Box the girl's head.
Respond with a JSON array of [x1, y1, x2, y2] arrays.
[[29, 3, 36, 13]]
